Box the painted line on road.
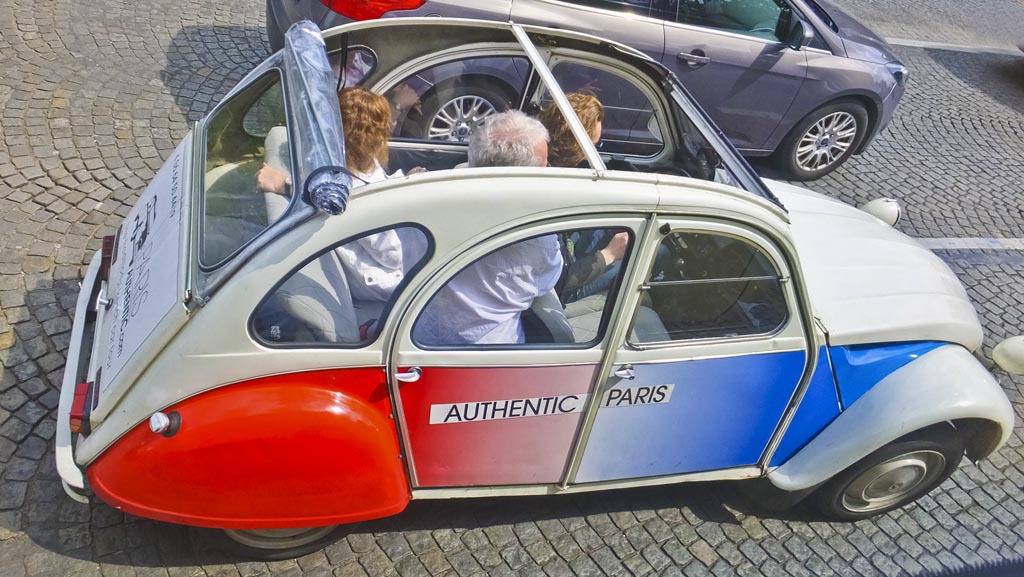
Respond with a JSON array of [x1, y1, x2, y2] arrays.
[[886, 37, 1022, 56], [917, 237, 1024, 251]]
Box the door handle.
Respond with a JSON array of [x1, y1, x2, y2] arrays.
[[677, 50, 711, 69], [395, 367, 422, 383], [613, 365, 635, 380]]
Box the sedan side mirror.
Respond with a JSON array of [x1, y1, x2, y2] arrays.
[[785, 19, 815, 50]]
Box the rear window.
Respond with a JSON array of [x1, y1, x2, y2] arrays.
[[201, 70, 291, 268]]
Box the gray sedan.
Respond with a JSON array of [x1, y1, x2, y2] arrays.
[[267, 0, 909, 180]]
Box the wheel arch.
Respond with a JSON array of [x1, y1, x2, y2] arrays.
[[767, 344, 1014, 492], [780, 92, 881, 156], [424, 73, 521, 107]]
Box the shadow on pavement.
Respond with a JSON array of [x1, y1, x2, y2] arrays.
[[160, 25, 270, 123]]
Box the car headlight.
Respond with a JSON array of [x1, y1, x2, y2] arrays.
[[886, 61, 909, 87]]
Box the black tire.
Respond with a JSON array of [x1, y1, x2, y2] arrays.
[[775, 99, 869, 181], [266, 0, 284, 53], [212, 525, 343, 560], [409, 81, 512, 142], [812, 423, 964, 521]]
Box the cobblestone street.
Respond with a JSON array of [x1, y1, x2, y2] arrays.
[[1, 0, 1023, 575]]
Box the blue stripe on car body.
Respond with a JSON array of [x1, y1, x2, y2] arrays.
[[830, 341, 945, 409]]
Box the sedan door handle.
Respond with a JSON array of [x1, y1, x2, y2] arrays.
[[613, 365, 635, 380], [395, 367, 422, 383], [677, 50, 711, 69]]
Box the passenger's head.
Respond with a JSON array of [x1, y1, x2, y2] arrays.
[[338, 88, 391, 174], [539, 93, 604, 168], [468, 110, 549, 168]]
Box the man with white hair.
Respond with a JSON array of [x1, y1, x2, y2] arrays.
[[414, 111, 564, 345]]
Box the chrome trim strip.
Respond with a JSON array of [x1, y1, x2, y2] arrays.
[[413, 466, 761, 499], [56, 252, 103, 501], [511, 24, 606, 173]]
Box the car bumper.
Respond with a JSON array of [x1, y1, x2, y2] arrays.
[[858, 81, 905, 153], [55, 251, 104, 503]]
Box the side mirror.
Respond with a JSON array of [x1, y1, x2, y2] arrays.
[[785, 19, 814, 50]]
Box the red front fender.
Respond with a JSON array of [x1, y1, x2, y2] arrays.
[[87, 368, 410, 529]]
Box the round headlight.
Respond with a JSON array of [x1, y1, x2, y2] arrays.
[[860, 198, 901, 227]]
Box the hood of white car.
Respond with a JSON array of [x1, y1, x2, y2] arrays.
[[767, 180, 983, 351]]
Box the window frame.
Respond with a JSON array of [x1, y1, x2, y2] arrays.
[[198, 67, 297, 272], [248, 222, 435, 350], [410, 225, 637, 352], [625, 220, 799, 351], [537, 54, 672, 162]]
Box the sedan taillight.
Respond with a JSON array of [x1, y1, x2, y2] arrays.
[[319, 0, 426, 21]]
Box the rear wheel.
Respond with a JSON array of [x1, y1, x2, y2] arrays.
[[415, 82, 511, 142], [218, 526, 341, 560], [812, 424, 964, 521], [775, 100, 869, 180]]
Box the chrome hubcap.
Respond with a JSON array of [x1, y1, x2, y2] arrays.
[[429, 95, 498, 142], [795, 111, 857, 172], [841, 450, 946, 513], [222, 526, 336, 551]]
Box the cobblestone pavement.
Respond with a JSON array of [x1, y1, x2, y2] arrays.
[[1, 0, 1023, 576], [829, 0, 1024, 50]]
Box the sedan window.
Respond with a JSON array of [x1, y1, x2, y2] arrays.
[[632, 231, 787, 343], [659, 0, 787, 41], [252, 226, 431, 347]]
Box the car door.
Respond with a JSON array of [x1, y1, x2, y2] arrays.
[[573, 217, 811, 482], [390, 217, 647, 488], [511, 0, 666, 65], [656, 0, 808, 151]]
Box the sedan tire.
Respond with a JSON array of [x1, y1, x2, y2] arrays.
[[812, 423, 964, 521], [776, 100, 869, 180]]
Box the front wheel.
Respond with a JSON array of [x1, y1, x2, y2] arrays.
[[775, 100, 869, 180], [812, 424, 964, 521], [217, 526, 341, 560]]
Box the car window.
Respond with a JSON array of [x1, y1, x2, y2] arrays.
[[412, 227, 633, 348], [387, 56, 531, 143], [540, 61, 665, 158], [658, 0, 787, 41], [631, 230, 787, 343], [202, 70, 290, 268], [562, 0, 652, 16], [253, 226, 431, 347]]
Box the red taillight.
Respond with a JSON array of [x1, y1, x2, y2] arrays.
[[69, 382, 91, 434], [100, 234, 116, 281], [319, 0, 426, 21]]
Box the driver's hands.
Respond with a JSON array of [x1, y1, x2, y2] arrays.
[[391, 84, 422, 114], [257, 163, 290, 195], [599, 231, 630, 266]]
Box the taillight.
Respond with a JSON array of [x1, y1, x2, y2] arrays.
[[69, 382, 91, 434], [100, 226, 120, 282], [319, 0, 426, 21]]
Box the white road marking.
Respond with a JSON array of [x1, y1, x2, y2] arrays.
[[886, 37, 1022, 56], [917, 238, 1024, 251]]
